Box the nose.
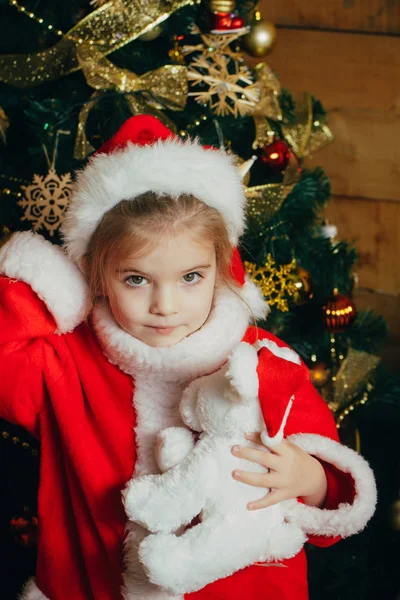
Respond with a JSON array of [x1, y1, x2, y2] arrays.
[[149, 284, 179, 317]]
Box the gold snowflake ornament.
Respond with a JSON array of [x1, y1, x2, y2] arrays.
[[188, 54, 260, 117], [18, 168, 72, 236], [244, 255, 298, 312]]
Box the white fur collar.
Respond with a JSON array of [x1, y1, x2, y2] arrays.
[[92, 286, 252, 382]]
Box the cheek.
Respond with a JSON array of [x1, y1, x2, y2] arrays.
[[188, 281, 215, 319], [110, 289, 144, 325]]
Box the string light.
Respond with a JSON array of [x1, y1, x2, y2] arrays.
[[1, 429, 39, 456], [9, 0, 64, 37]]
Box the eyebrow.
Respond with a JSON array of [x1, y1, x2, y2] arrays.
[[117, 264, 213, 275]]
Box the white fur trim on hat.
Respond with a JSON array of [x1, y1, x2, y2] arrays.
[[283, 433, 377, 538], [61, 137, 246, 263], [0, 231, 90, 333], [240, 275, 269, 321]]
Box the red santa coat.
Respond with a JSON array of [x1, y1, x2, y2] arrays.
[[0, 233, 376, 600]]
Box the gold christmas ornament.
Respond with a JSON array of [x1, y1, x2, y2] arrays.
[[138, 24, 164, 41], [287, 267, 314, 305], [244, 255, 298, 312], [310, 362, 331, 388], [390, 497, 400, 531], [208, 0, 236, 13], [0, 106, 10, 145], [241, 11, 277, 58]]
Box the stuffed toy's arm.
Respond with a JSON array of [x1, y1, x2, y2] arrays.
[[154, 427, 195, 472], [123, 442, 217, 534], [282, 379, 377, 545]]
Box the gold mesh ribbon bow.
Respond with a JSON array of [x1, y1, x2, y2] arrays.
[[0, 0, 192, 88], [282, 92, 333, 158], [74, 44, 188, 159]]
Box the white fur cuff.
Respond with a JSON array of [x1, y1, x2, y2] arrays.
[[0, 231, 90, 333], [283, 433, 377, 538], [19, 579, 50, 600]]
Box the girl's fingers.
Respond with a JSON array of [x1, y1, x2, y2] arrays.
[[247, 490, 287, 511], [232, 468, 279, 489], [232, 445, 280, 470], [244, 432, 262, 444], [244, 433, 287, 456]]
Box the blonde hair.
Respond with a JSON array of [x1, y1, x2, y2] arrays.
[[85, 192, 240, 300]]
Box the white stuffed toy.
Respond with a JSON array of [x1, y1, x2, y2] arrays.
[[123, 341, 308, 595]]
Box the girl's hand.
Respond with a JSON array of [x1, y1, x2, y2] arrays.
[[231, 433, 328, 511]]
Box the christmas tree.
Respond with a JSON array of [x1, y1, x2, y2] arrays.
[[0, 1, 399, 598]]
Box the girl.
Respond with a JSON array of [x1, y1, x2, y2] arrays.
[[0, 115, 376, 600]]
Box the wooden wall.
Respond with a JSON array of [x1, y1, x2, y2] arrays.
[[244, 1, 400, 371]]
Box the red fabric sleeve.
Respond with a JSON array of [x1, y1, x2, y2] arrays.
[[0, 276, 57, 436]]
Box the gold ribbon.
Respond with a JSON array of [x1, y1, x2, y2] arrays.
[[282, 92, 333, 158], [74, 45, 188, 159], [0, 0, 193, 88], [250, 62, 282, 150], [244, 152, 300, 226], [332, 348, 381, 411]]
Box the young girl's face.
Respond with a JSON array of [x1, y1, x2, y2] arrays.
[[106, 229, 217, 347]]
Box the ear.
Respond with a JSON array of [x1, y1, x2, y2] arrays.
[[180, 378, 203, 432], [225, 342, 259, 401]]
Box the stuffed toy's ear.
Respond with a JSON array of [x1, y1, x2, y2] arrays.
[[180, 378, 203, 432], [225, 342, 259, 402]]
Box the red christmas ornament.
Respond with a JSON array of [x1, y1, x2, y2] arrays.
[[211, 12, 245, 32], [260, 139, 291, 174], [323, 290, 356, 333], [10, 512, 38, 547]]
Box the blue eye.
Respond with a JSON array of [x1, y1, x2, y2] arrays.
[[182, 272, 202, 284], [126, 275, 148, 287]]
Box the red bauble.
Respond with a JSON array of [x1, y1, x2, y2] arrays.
[[211, 12, 245, 32], [10, 513, 38, 547], [260, 139, 291, 174], [322, 291, 356, 333]]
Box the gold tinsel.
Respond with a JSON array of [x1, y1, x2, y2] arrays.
[[244, 255, 297, 312], [74, 44, 188, 158], [0, 0, 194, 88]]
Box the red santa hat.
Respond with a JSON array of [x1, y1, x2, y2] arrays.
[[227, 340, 309, 445], [61, 114, 267, 318]]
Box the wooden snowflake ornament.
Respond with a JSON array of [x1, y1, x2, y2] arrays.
[[18, 168, 73, 236], [188, 53, 260, 117]]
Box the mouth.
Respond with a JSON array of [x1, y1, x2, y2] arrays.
[[146, 326, 179, 335]]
